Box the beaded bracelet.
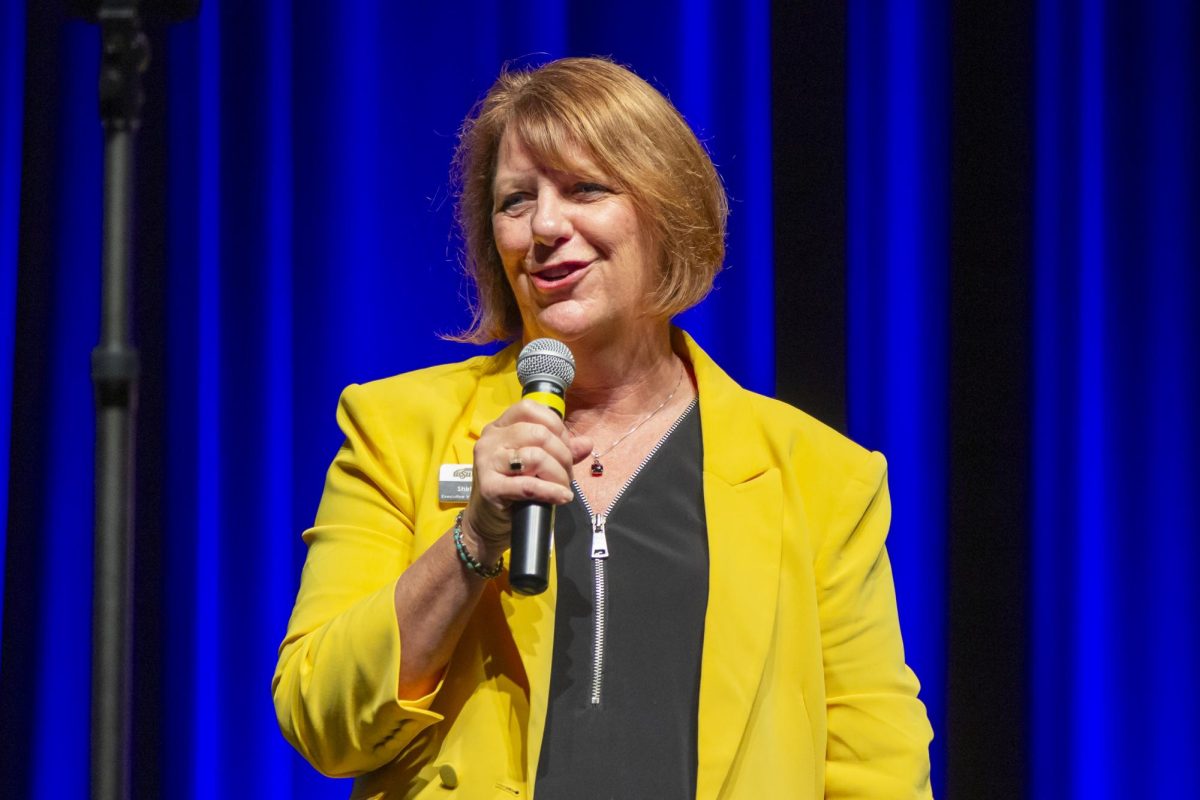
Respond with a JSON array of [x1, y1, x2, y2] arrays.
[[453, 511, 504, 580]]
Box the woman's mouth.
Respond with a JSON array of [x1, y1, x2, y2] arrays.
[[531, 261, 589, 291]]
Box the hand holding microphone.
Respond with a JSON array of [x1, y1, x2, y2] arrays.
[[462, 339, 589, 594]]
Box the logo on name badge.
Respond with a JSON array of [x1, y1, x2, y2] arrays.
[[439, 464, 473, 503]]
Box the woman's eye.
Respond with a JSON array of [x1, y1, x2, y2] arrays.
[[574, 182, 610, 197], [497, 193, 528, 212]]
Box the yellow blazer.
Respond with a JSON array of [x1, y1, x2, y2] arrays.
[[273, 330, 933, 799]]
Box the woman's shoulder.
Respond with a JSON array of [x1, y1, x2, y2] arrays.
[[730, 391, 889, 530], [745, 390, 878, 473], [330, 347, 518, 444], [679, 328, 881, 483], [343, 347, 517, 411]]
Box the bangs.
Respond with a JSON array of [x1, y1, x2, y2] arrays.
[[508, 123, 615, 189], [504, 90, 630, 188]]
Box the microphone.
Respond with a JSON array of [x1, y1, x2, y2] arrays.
[[511, 338, 576, 595]]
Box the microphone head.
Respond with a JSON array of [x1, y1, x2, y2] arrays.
[[517, 338, 576, 391]]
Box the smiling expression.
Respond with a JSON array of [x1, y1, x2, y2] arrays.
[[491, 132, 660, 345]]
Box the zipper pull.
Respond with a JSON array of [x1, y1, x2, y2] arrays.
[[590, 514, 609, 559]]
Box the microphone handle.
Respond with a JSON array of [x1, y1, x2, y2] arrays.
[[509, 376, 567, 596], [509, 502, 554, 595]]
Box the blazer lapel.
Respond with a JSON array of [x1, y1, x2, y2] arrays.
[[681, 332, 783, 800]]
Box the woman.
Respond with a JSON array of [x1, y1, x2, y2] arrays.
[[273, 57, 933, 799]]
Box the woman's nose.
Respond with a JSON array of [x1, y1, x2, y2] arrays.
[[531, 189, 571, 245]]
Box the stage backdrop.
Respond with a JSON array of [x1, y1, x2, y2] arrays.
[[3, 1, 1199, 799]]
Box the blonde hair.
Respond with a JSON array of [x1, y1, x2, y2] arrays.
[[451, 56, 728, 343]]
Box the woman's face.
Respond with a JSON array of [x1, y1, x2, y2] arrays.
[[491, 131, 658, 346]]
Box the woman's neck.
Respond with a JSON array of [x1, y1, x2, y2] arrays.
[[557, 323, 688, 426]]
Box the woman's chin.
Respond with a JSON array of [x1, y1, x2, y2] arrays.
[[525, 306, 600, 343], [523, 304, 663, 349]]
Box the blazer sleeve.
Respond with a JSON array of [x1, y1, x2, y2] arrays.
[[814, 450, 934, 799], [272, 383, 446, 778]]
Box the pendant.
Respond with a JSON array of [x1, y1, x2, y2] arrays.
[[590, 457, 604, 477]]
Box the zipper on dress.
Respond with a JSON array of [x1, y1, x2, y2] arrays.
[[588, 515, 608, 706], [572, 399, 697, 708]]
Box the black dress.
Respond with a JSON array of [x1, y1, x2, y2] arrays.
[[536, 402, 708, 800]]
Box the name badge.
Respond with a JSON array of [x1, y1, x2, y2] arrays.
[[439, 464, 473, 503]]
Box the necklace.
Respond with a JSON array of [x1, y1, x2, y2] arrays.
[[570, 361, 686, 477]]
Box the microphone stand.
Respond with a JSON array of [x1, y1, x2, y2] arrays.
[[89, 3, 147, 798]]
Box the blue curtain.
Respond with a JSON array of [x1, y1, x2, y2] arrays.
[[13, 21, 104, 800], [847, 1, 949, 792], [0, 0, 23, 654], [1031, 1, 1200, 797], [846, 1, 1200, 796], [2, 3, 771, 797]]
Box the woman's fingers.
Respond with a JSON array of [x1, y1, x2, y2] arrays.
[[568, 434, 594, 465], [466, 400, 583, 544], [495, 397, 567, 427], [474, 438, 574, 500], [494, 400, 594, 471], [496, 421, 574, 471]]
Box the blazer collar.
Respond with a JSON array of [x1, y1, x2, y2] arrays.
[[674, 328, 775, 485]]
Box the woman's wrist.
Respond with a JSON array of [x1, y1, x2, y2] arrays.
[[455, 511, 506, 577], [462, 502, 507, 550]]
